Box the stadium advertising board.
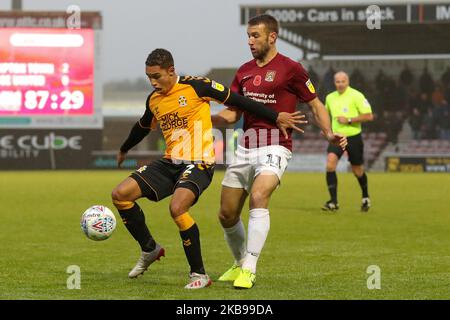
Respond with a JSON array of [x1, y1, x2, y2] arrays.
[[0, 129, 101, 169], [91, 151, 163, 170], [386, 156, 450, 172], [289, 154, 348, 172], [243, 4, 450, 25], [241, 3, 450, 56]]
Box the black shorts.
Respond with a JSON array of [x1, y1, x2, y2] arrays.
[[130, 158, 215, 204], [327, 133, 364, 166]]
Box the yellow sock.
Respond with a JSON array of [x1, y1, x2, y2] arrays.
[[174, 212, 195, 231]]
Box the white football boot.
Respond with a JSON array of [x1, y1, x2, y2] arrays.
[[184, 272, 212, 289], [128, 244, 165, 278]]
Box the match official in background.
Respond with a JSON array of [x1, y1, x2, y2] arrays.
[[323, 71, 374, 212]]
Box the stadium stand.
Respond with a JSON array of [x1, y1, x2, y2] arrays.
[[102, 59, 449, 171]]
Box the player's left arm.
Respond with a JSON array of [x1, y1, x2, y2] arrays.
[[289, 64, 346, 149], [117, 95, 155, 167]]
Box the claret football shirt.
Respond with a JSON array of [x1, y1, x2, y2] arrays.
[[229, 53, 317, 150]]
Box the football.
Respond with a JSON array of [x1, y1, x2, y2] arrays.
[[81, 205, 116, 241]]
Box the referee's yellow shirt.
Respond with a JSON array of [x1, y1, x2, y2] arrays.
[[325, 86, 372, 137]]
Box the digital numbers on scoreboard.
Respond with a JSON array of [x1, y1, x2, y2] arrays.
[[0, 28, 96, 124]]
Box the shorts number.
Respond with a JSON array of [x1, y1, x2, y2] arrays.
[[266, 154, 281, 169], [181, 164, 195, 179]]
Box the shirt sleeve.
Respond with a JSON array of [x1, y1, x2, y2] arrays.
[[119, 94, 154, 153], [138, 94, 155, 128], [225, 73, 241, 111], [230, 73, 242, 95], [288, 63, 317, 103], [188, 77, 231, 104], [355, 92, 373, 114]]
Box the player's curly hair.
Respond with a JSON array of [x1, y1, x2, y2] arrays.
[[145, 48, 174, 69], [248, 14, 279, 35]]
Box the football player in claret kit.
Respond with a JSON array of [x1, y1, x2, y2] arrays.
[[111, 48, 306, 289], [212, 14, 347, 289]]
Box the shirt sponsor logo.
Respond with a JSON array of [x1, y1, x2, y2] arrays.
[[265, 71, 276, 82], [211, 80, 225, 92], [160, 112, 188, 131], [305, 79, 316, 93]]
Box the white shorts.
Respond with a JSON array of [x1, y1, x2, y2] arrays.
[[221, 145, 292, 192]]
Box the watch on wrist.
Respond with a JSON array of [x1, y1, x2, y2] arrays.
[[348, 118, 352, 124]]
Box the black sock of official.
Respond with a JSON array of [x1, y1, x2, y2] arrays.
[[180, 223, 205, 275], [119, 203, 156, 252], [326, 171, 338, 203], [357, 173, 369, 198]]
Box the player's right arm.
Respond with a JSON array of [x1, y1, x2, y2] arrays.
[[117, 95, 154, 168], [288, 63, 346, 149], [188, 78, 306, 138], [308, 97, 347, 150]]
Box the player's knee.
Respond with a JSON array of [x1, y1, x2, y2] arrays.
[[218, 207, 239, 226], [111, 188, 134, 210], [249, 191, 269, 208], [352, 166, 364, 177], [326, 161, 337, 172], [111, 187, 123, 202], [169, 202, 188, 218]]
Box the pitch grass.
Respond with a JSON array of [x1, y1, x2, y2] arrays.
[[0, 171, 448, 300]]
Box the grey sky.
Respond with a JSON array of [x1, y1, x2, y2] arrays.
[[1, 0, 442, 80]]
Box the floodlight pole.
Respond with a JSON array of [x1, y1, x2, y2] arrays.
[[12, 0, 22, 10]]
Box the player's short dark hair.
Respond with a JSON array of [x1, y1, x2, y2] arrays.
[[145, 48, 174, 69], [248, 14, 279, 35]]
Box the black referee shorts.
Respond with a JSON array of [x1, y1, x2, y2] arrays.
[[327, 133, 364, 166], [130, 158, 215, 204]]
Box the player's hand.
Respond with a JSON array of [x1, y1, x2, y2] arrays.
[[117, 151, 127, 168], [276, 111, 308, 139], [337, 116, 349, 124], [325, 132, 347, 150]]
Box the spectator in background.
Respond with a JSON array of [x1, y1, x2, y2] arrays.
[[322, 65, 336, 95], [431, 85, 445, 107], [441, 66, 450, 86], [399, 64, 414, 87], [350, 68, 367, 92], [421, 107, 437, 139], [409, 107, 422, 140], [382, 76, 398, 112], [417, 92, 433, 115], [433, 101, 450, 140], [441, 67, 450, 105], [375, 69, 388, 93], [382, 110, 398, 143], [419, 66, 435, 97]]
